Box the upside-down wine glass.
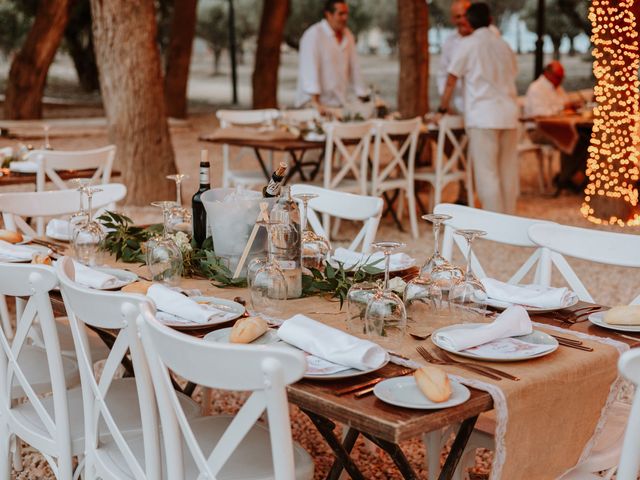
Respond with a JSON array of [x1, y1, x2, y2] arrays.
[[293, 193, 331, 271], [250, 220, 288, 321], [72, 186, 105, 266], [449, 229, 489, 323], [166, 174, 192, 234], [346, 280, 379, 337], [67, 178, 94, 241], [364, 241, 407, 350], [146, 201, 183, 285]]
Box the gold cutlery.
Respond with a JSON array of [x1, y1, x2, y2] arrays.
[[334, 368, 413, 396], [416, 346, 502, 381], [550, 334, 583, 345], [31, 238, 66, 251], [351, 369, 415, 398], [616, 332, 640, 343], [555, 340, 593, 351], [433, 349, 520, 381]]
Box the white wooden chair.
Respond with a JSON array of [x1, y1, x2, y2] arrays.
[[26, 145, 115, 193], [370, 118, 421, 238], [434, 203, 555, 284], [414, 115, 473, 212], [291, 184, 383, 253], [216, 109, 279, 188], [138, 304, 314, 480], [0, 183, 126, 238], [0, 264, 80, 479], [322, 121, 373, 195], [55, 257, 201, 479], [615, 348, 640, 480], [528, 223, 640, 303]]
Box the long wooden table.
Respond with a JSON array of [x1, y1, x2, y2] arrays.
[[46, 259, 638, 480], [0, 167, 121, 187]]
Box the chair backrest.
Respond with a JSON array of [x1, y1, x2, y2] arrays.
[[528, 223, 640, 303], [26, 145, 115, 192], [0, 183, 126, 237], [323, 121, 373, 195], [54, 257, 161, 480], [0, 264, 75, 467], [216, 109, 279, 127], [617, 348, 640, 479], [370, 118, 421, 196], [434, 203, 555, 284], [138, 304, 305, 480], [280, 108, 318, 124], [291, 184, 383, 253]]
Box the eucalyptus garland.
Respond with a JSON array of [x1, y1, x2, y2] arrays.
[[97, 210, 384, 301]]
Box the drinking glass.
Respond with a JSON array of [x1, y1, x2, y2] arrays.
[[449, 229, 489, 322], [364, 241, 407, 350], [420, 214, 455, 276], [68, 178, 94, 240], [247, 256, 267, 288], [404, 276, 455, 335], [346, 281, 379, 337], [293, 193, 331, 271], [72, 186, 105, 266], [250, 220, 288, 321], [145, 201, 183, 285], [166, 174, 192, 234]]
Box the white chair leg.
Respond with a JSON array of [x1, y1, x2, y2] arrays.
[[331, 218, 341, 240], [0, 423, 9, 479], [11, 435, 21, 472], [0, 295, 12, 340], [423, 431, 443, 480], [453, 447, 477, 480]]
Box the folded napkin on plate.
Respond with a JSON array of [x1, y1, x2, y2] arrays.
[[331, 247, 414, 271], [46, 219, 71, 240], [481, 278, 573, 309], [9, 161, 38, 173], [0, 240, 39, 261], [277, 314, 388, 370], [434, 305, 532, 351], [71, 260, 119, 289], [147, 284, 236, 324]]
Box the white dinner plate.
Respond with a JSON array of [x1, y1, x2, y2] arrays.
[[485, 293, 579, 313], [374, 376, 470, 410], [204, 327, 280, 345], [92, 267, 138, 291], [159, 296, 245, 330], [432, 323, 558, 362], [588, 311, 640, 333], [0, 244, 49, 263]]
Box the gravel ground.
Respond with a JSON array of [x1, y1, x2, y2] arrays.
[[1, 115, 638, 479]]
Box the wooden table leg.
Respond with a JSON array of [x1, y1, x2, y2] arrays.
[[252, 148, 272, 179], [326, 427, 359, 480], [285, 150, 309, 183], [300, 409, 366, 480], [361, 432, 419, 480], [437, 415, 479, 480]]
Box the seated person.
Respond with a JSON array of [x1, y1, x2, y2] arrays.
[[524, 61, 572, 120]]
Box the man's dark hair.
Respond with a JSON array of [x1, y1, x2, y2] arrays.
[[466, 2, 491, 29], [324, 0, 346, 13]]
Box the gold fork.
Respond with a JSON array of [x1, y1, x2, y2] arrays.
[[416, 346, 502, 381]]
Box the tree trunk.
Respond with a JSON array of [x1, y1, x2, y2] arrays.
[[252, 0, 289, 109], [4, 0, 72, 119], [91, 0, 176, 205], [397, 0, 429, 118], [550, 36, 562, 60], [164, 0, 198, 119]]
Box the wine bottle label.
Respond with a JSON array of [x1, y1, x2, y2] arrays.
[[200, 169, 209, 185]]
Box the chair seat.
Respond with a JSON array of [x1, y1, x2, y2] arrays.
[[12, 344, 80, 398], [95, 415, 314, 480], [9, 377, 201, 456]]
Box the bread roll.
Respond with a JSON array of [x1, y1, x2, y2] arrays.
[[0, 229, 23, 244], [121, 280, 153, 295], [31, 254, 52, 265], [229, 316, 268, 344], [604, 305, 640, 326], [414, 365, 452, 403]]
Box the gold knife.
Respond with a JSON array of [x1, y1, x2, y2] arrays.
[[333, 368, 413, 396]]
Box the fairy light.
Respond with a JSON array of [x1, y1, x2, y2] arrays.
[[581, 0, 640, 226]]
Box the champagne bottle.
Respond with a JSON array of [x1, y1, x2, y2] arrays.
[[262, 162, 287, 198], [269, 185, 302, 298], [192, 150, 210, 247]]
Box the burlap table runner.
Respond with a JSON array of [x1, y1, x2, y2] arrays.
[[104, 265, 627, 480], [205, 126, 299, 143]]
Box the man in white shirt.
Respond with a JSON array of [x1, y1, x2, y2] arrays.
[[524, 61, 570, 118], [437, 3, 519, 214], [437, 0, 472, 114], [295, 0, 368, 111]]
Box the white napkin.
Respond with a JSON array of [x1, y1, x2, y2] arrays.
[[434, 305, 532, 351], [331, 247, 415, 271], [0, 147, 13, 159], [277, 314, 388, 371], [9, 161, 38, 173], [72, 260, 119, 289], [481, 278, 573, 309], [146, 284, 237, 324], [46, 219, 72, 240], [0, 240, 40, 261]]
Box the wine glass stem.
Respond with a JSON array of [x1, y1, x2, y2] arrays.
[[176, 181, 182, 206], [433, 221, 441, 257], [266, 225, 275, 263], [162, 207, 170, 238], [464, 237, 473, 278], [384, 251, 391, 290], [86, 194, 93, 225], [301, 199, 309, 233]]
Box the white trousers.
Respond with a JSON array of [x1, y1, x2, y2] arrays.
[[467, 128, 519, 214]]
